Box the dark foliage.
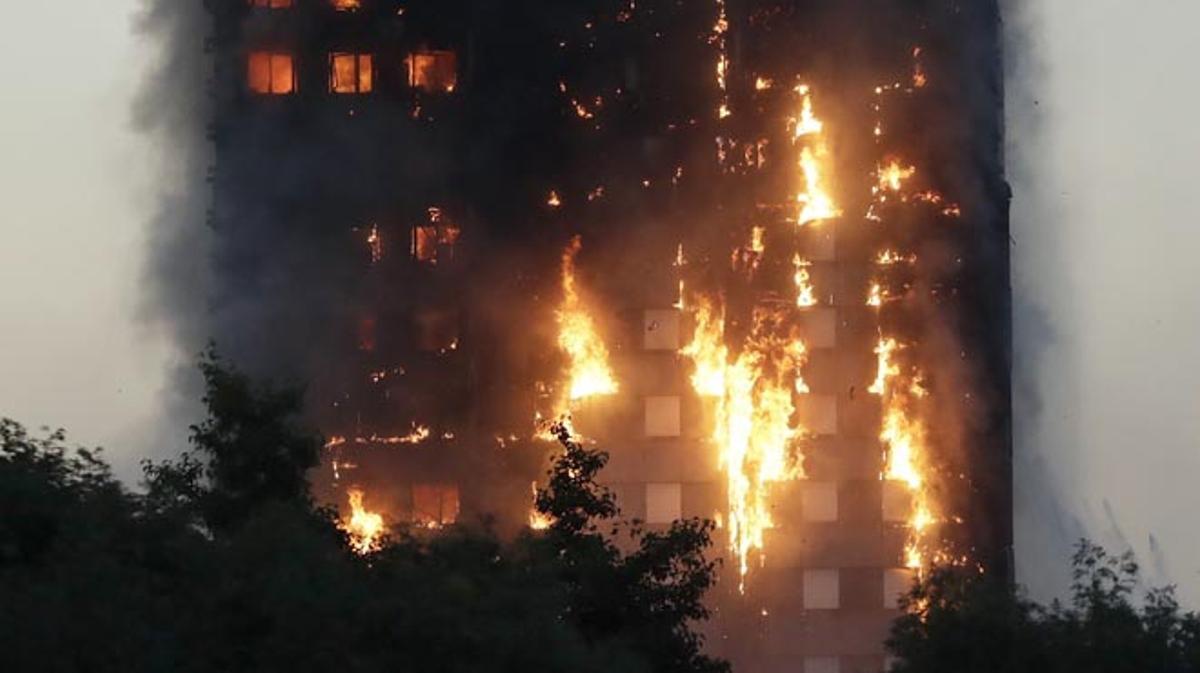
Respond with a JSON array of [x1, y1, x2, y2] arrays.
[[888, 541, 1200, 673], [0, 358, 726, 673]]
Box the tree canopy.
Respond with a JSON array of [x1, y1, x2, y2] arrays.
[[888, 541, 1200, 673], [0, 354, 727, 673]]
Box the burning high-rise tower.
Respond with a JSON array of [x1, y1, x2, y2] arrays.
[[184, 1, 1012, 670]]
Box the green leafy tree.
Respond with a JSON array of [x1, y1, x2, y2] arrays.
[[532, 422, 729, 673], [0, 355, 728, 673], [887, 541, 1200, 673]]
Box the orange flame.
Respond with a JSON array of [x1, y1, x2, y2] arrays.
[[791, 87, 840, 225], [683, 298, 808, 589], [344, 488, 384, 554], [556, 237, 618, 401], [871, 335, 937, 570], [793, 255, 817, 308], [528, 481, 553, 530]]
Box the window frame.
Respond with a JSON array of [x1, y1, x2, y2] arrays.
[[405, 50, 458, 93], [247, 52, 297, 95], [329, 52, 374, 94]]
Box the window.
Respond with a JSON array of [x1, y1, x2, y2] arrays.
[[414, 308, 459, 353], [406, 50, 457, 93], [250, 0, 292, 7], [800, 394, 838, 435], [643, 309, 680, 351], [645, 483, 682, 524], [803, 482, 838, 522], [332, 0, 361, 10], [883, 569, 914, 609], [804, 658, 840, 673], [411, 208, 461, 265], [803, 569, 840, 609], [412, 484, 459, 527], [644, 396, 681, 437], [330, 53, 373, 94], [881, 480, 911, 522], [800, 308, 836, 349], [248, 52, 295, 94]]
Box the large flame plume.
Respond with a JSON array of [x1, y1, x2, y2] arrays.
[[791, 86, 841, 226], [683, 297, 809, 589], [556, 236, 619, 402]]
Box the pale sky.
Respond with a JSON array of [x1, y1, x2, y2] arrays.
[[0, 1, 179, 480], [1, 0, 1198, 603]]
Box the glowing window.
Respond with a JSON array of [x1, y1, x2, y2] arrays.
[[411, 207, 461, 265], [332, 0, 361, 10], [330, 53, 373, 94], [247, 52, 295, 94], [406, 51, 457, 93], [249, 0, 292, 7], [412, 484, 459, 527]]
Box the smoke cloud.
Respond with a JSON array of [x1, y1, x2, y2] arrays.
[[1006, 0, 1200, 605]]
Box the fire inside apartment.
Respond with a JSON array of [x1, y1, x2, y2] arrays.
[[206, 0, 1011, 670]]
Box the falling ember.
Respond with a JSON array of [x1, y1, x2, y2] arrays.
[[556, 236, 619, 401], [683, 298, 808, 589], [344, 488, 384, 554], [792, 255, 817, 308], [547, 190, 562, 207]]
